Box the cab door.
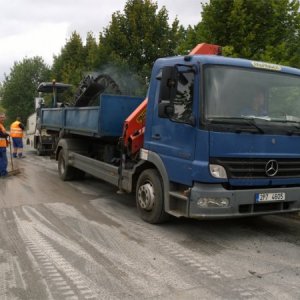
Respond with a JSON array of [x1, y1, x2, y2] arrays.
[[147, 65, 197, 186]]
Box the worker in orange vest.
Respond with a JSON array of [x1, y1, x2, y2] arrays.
[[0, 113, 9, 177], [10, 117, 25, 158]]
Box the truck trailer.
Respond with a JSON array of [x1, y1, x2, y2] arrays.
[[40, 43, 300, 223]]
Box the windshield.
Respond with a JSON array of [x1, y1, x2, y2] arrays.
[[204, 65, 300, 125]]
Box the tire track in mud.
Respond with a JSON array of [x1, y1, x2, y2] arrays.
[[13, 207, 115, 300], [22, 203, 140, 298], [47, 200, 243, 298], [0, 208, 51, 300], [14, 202, 170, 299], [45, 202, 194, 299], [92, 199, 232, 278], [21, 206, 96, 264]]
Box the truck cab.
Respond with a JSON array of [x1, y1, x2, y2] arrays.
[[143, 55, 300, 219]]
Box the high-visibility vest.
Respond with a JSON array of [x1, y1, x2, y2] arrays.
[[0, 124, 7, 148], [10, 121, 23, 138]]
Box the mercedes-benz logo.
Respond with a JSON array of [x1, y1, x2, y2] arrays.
[[265, 160, 279, 177]]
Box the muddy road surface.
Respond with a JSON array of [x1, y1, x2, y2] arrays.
[[0, 150, 299, 299]]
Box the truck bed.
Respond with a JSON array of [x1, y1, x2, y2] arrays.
[[40, 94, 144, 138]]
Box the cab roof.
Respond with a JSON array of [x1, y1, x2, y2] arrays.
[[154, 55, 300, 77], [37, 82, 72, 93]]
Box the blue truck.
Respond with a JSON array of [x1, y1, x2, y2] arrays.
[[40, 44, 300, 223]]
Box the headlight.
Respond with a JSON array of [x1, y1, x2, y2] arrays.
[[209, 164, 227, 179], [197, 197, 230, 208]]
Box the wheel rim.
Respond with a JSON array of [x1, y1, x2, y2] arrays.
[[137, 182, 155, 211]]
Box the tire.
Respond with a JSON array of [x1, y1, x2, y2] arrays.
[[36, 142, 44, 156], [136, 169, 169, 224], [58, 149, 85, 181], [73, 168, 85, 180]]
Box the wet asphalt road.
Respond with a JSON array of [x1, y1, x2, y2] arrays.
[[0, 150, 299, 299]]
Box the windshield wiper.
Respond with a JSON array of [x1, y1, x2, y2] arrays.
[[239, 118, 264, 133], [207, 117, 265, 133], [271, 119, 300, 135]]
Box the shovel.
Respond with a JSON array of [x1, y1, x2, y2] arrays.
[[8, 136, 21, 176]]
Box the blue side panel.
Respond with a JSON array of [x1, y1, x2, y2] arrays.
[[41, 94, 144, 137], [65, 107, 99, 134], [41, 108, 64, 128], [99, 94, 144, 136]]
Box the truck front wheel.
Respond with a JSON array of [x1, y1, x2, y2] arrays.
[[136, 169, 169, 224]]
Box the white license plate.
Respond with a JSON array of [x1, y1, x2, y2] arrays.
[[255, 192, 285, 202]]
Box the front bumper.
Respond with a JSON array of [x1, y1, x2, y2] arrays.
[[189, 183, 300, 219]]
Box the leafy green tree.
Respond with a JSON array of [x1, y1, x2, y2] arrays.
[[180, 0, 300, 67], [1, 57, 50, 125], [84, 32, 99, 70], [176, 24, 201, 55], [98, 0, 183, 93], [52, 32, 85, 85]]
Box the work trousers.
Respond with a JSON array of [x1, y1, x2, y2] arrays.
[[0, 148, 8, 176]]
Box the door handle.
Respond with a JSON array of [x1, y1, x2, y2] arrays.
[[152, 133, 161, 140]]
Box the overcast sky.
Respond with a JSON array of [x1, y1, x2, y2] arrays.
[[0, 0, 203, 82]]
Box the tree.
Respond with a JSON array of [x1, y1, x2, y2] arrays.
[[180, 0, 300, 67], [176, 24, 201, 55], [84, 32, 99, 70], [1, 57, 50, 125], [98, 0, 183, 93], [52, 32, 85, 86]]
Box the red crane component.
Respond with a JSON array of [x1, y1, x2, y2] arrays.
[[122, 98, 147, 155], [189, 43, 222, 55], [122, 43, 222, 157]]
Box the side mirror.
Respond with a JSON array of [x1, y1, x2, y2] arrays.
[[158, 66, 178, 118], [159, 66, 178, 102]]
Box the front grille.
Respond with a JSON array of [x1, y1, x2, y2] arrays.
[[212, 157, 300, 179]]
